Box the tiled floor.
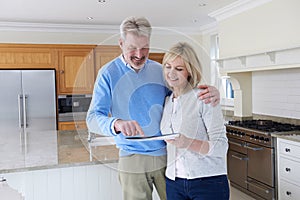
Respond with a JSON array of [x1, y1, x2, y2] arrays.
[[230, 186, 256, 200]]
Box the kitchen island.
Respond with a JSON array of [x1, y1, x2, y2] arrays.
[[0, 130, 119, 174], [0, 130, 124, 200]]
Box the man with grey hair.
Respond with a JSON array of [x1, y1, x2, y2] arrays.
[[87, 16, 220, 200]]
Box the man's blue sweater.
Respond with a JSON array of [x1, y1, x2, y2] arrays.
[[86, 56, 169, 156]]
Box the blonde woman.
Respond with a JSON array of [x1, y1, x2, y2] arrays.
[[160, 42, 229, 200]]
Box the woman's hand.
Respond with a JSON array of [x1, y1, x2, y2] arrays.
[[165, 134, 192, 149], [166, 134, 209, 154]]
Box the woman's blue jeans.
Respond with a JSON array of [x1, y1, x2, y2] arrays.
[[166, 175, 230, 200]]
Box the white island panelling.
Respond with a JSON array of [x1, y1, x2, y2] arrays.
[[3, 163, 122, 200], [2, 163, 161, 200]]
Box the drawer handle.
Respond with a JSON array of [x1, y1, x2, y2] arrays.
[[286, 191, 292, 196], [285, 148, 291, 152], [285, 168, 291, 172]]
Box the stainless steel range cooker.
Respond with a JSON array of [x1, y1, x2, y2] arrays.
[[225, 120, 300, 200]]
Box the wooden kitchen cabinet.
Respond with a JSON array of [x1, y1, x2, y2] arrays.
[[149, 52, 165, 64], [93, 46, 165, 76], [94, 45, 122, 74], [277, 138, 300, 200], [0, 44, 56, 69], [0, 43, 164, 95], [58, 46, 96, 94], [58, 121, 87, 130]]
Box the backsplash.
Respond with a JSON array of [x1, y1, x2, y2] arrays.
[[252, 114, 300, 126], [252, 68, 300, 120]]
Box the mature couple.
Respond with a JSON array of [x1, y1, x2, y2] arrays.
[[86, 16, 229, 200]]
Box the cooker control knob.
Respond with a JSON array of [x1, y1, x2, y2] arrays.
[[255, 135, 259, 140], [264, 138, 270, 142], [238, 131, 244, 136], [259, 136, 265, 141], [250, 135, 255, 139]]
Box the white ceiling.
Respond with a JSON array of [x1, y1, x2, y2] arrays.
[[0, 0, 240, 33]]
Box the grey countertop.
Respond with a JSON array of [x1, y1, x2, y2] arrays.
[[271, 131, 300, 143], [3, 129, 299, 175], [0, 130, 119, 174]]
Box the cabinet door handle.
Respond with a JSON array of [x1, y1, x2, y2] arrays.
[[285, 148, 291, 152], [232, 154, 248, 161], [228, 140, 245, 147], [245, 144, 263, 151], [60, 70, 64, 74], [286, 191, 292, 196]]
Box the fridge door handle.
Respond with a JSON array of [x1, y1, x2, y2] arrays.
[[23, 94, 28, 128], [18, 94, 24, 128]]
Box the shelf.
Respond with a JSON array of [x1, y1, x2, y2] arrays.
[[217, 46, 300, 74]]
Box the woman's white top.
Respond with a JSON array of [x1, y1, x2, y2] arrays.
[[160, 88, 228, 180]]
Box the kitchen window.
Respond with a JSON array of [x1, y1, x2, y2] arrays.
[[210, 34, 234, 107], [222, 79, 234, 99]]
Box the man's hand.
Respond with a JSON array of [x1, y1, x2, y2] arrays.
[[114, 119, 144, 136], [198, 85, 220, 106]]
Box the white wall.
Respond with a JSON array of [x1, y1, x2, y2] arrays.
[[218, 0, 300, 58], [252, 68, 300, 119]]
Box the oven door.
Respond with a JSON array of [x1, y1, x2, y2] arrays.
[[227, 138, 248, 189], [247, 142, 274, 187]]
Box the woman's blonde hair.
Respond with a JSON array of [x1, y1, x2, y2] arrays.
[[162, 42, 202, 89]]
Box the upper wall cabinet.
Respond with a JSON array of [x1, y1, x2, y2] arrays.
[[93, 47, 165, 77], [94, 45, 122, 75], [57, 46, 96, 94], [149, 53, 165, 64], [0, 44, 56, 69], [0, 44, 165, 95]]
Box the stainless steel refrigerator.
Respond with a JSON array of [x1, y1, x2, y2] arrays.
[[0, 70, 58, 170]]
